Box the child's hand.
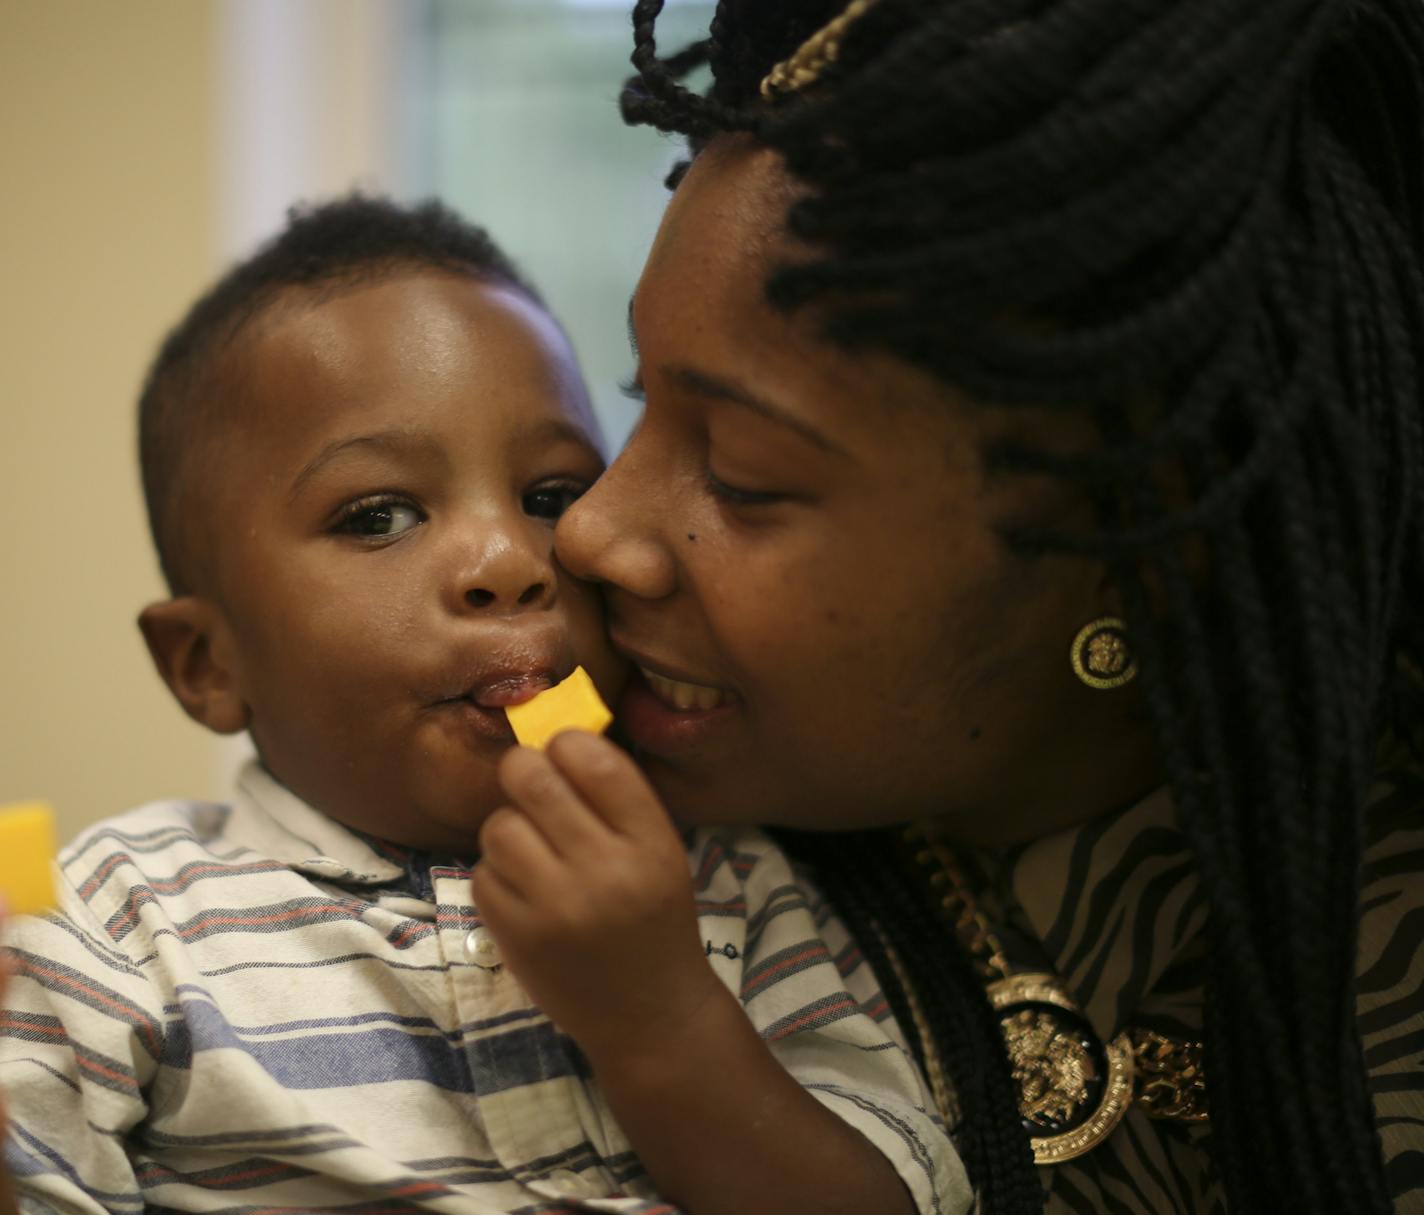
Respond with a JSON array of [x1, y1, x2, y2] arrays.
[[473, 732, 723, 1062]]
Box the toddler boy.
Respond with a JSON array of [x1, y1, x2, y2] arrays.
[[0, 197, 965, 1215]]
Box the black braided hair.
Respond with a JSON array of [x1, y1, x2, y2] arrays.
[[620, 1, 1424, 1211], [780, 826, 1044, 1211], [138, 194, 539, 596]]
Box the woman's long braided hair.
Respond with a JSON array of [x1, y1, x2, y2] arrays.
[[621, 1, 1424, 1211]]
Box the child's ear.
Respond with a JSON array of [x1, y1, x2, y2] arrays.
[[137, 598, 249, 735]]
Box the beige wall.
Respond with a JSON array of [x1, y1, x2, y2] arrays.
[[1, 3, 223, 845]]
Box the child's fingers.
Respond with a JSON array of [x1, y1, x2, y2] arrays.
[[543, 731, 672, 839], [496, 748, 608, 859], [469, 845, 531, 924], [476, 805, 562, 895]]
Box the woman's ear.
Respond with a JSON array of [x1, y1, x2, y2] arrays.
[[137, 598, 249, 735]]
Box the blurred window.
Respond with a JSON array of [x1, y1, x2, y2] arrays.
[[410, 0, 715, 450]]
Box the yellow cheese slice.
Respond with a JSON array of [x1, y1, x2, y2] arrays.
[[0, 801, 58, 916], [506, 666, 612, 750]]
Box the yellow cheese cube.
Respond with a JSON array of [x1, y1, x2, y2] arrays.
[[506, 666, 612, 750], [0, 802, 58, 916]]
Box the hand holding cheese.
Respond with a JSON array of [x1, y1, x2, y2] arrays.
[[479, 725, 707, 1064], [505, 665, 612, 750], [0, 802, 58, 916]]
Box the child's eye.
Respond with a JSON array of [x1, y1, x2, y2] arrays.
[[332, 496, 426, 538], [523, 481, 587, 521]]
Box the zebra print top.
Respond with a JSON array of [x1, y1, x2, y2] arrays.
[[955, 763, 1424, 1212]]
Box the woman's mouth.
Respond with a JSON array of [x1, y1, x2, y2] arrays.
[[639, 667, 733, 712], [617, 664, 738, 755]]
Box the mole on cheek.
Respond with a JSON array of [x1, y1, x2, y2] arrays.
[[687, 533, 697, 542], [968, 726, 983, 741]]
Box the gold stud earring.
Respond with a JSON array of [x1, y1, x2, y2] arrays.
[[1070, 617, 1137, 690]]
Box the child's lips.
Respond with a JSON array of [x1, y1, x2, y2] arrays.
[[426, 636, 571, 712], [426, 670, 558, 746], [467, 674, 555, 709], [434, 698, 517, 744]]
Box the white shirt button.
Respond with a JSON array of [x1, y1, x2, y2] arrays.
[[463, 928, 500, 967]]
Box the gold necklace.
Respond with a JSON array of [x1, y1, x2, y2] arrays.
[[901, 826, 1208, 1165]]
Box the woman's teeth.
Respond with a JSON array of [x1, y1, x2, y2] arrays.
[[640, 668, 729, 711]]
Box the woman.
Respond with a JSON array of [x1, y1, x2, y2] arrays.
[[554, 0, 1424, 1211]]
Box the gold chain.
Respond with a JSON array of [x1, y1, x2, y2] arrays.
[[916, 837, 1011, 982], [877, 932, 959, 1127], [1130, 1029, 1209, 1122], [903, 826, 1209, 1136]]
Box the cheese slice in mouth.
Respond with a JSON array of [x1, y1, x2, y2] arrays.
[[506, 665, 613, 750], [0, 801, 58, 916]]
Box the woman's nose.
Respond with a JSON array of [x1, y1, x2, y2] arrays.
[[449, 526, 557, 615], [555, 440, 676, 601]]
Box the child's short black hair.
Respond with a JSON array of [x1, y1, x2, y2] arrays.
[[138, 194, 540, 596]]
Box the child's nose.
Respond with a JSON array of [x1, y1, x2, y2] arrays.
[[465, 581, 548, 610], [453, 532, 556, 615]]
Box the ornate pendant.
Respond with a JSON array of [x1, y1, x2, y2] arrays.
[[987, 973, 1135, 1165]]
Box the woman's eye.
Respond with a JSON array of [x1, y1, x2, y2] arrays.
[[523, 482, 586, 521], [705, 470, 784, 507], [333, 498, 425, 538]]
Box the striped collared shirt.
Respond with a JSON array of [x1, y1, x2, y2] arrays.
[[2, 761, 968, 1215]]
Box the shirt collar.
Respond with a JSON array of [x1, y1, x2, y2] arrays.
[[977, 786, 1207, 1041], [227, 759, 408, 888]]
